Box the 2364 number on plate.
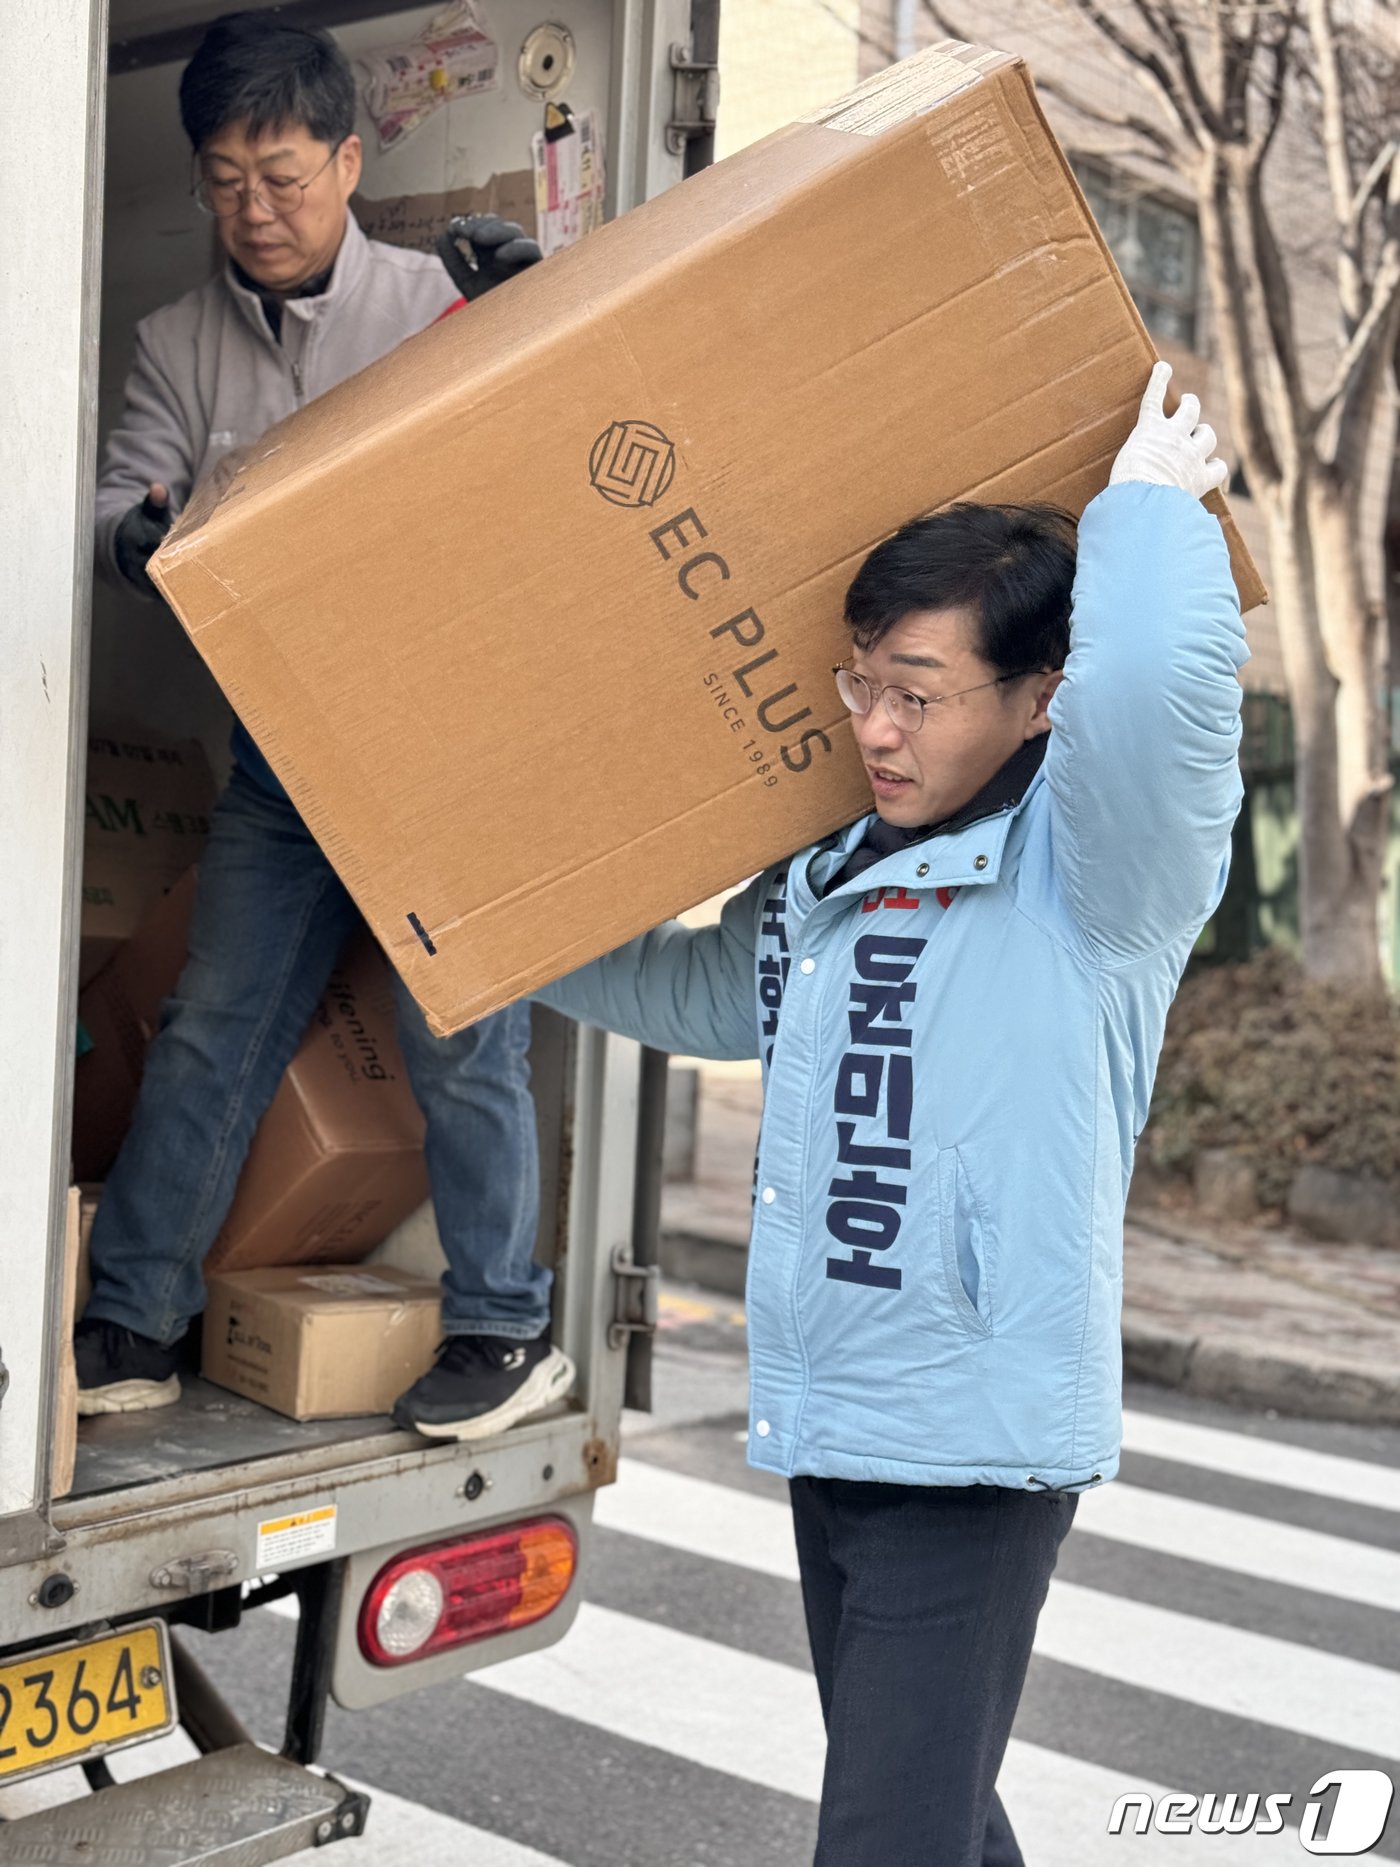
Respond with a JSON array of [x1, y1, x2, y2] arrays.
[[0, 1622, 175, 1783]]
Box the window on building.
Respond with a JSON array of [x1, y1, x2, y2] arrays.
[[1073, 160, 1201, 350]]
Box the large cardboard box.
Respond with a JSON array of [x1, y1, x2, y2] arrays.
[[73, 871, 198, 1180], [73, 878, 428, 1263], [152, 41, 1265, 1037], [207, 932, 430, 1274], [81, 726, 216, 985], [201, 1264, 441, 1419]]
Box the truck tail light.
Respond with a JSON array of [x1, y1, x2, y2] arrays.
[[358, 1517, 577, 1666]]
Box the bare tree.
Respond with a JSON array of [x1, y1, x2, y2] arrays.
[[922, 0, 1400, 984]]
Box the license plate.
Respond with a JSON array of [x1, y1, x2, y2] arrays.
[[0, 1622, 176, 1784]]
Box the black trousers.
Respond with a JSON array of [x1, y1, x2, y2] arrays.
[[789, 1477, 1078, 1867]]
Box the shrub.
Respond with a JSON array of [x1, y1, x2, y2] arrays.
[[1144, 949, 1400, 1209]]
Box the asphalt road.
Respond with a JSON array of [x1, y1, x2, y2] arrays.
[[7, 1287, 1399, 1864]]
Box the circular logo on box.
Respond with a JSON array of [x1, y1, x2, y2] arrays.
[[589, 420, 676, 508]]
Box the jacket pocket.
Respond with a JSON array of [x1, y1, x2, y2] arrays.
[[937, 1147, 994, 1338]]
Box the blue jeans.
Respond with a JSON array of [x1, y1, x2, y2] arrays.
[[85, 760, 546, 1348], [790, 1477, 1078, 1867]]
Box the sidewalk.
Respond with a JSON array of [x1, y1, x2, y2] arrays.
[[659, 1062, 1400, 1426]]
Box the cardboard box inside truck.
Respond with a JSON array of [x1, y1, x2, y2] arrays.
[[73, 870, 198, 1180], [207, 931, 430, 1274], [73, 876, 428, 1267], [80, 725, 216, 985], [201, 1264, 441, 1420], [151, 40, 1266, 1038]]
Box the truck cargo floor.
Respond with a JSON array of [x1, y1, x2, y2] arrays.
[[71, 1378, 398, 1499]]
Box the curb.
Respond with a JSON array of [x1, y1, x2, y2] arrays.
[[1120, 1319, 1400, 1427], [661, 1225, 1400, 1427], [660, 1227, 748, 1299]]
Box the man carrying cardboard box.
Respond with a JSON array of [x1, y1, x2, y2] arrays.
[[534, 365, 1243, 1862], [78, 11, 571, 1441]]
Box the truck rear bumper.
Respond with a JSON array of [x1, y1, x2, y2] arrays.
[[0, 1743, 368, 1864]]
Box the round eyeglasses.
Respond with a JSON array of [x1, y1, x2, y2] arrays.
[[833, 662, 1041, 735], [193, 143, 343, 219]]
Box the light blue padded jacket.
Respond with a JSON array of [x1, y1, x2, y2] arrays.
[[537, 484, 1248, 1491]]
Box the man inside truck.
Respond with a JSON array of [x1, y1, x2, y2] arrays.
[[77, 10, 573, 1442], [533, 365, 1243, 1864]]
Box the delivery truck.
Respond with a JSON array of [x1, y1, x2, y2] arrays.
[[0, 0, 717, 1854]]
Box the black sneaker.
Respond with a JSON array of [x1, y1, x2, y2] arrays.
[[75, 1320, 182, 1416], [392, 1333, 575, 1441]]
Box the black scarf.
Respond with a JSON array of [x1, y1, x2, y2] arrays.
[[826, 732, 1049, 896]]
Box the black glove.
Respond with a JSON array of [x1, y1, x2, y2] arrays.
[[113, 486, 173, 593], [437, 215, 543, 303]]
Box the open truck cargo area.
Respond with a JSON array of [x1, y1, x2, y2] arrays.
[[0, 0, 695, 1849]]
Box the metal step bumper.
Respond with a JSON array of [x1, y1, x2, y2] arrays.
[[0, 1744, 368, 1864]]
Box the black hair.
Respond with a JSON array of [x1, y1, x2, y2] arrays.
[[180, 11, 357, 151], [844, 503, 1078, 677]]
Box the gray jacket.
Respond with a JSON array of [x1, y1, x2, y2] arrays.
[[95, 214, 458, 585]]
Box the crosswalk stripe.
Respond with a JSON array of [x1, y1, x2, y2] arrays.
[[598, 1458, 800, 1579], [1121, 1408, 1400, 1514], [1034, 1580, 1397, 1754], [290, 1782, 570, 1867], [479, 1601, 1320, 1862], [999, 1742, 1318, 1864], [597, 1458, 1400, 1753], [487, 1598, 822, 1799], [1074, 1478, 1400, 1612]]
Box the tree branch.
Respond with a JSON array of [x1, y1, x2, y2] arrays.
[[1348, 140, 1400, 243], [1238, 0, 1262, 71], [1325, 233, 1400, 480], [1053, 0, 1204, 145], [1244, 159, 1309, 432], [1306, 0, 1365, 330], [1305, 0, 1354, 213], [1035, 73, 1183, 163], [1255, 8, 1298, 165], [1221, 9, 1257, 146], [1197, 153, 1284, 489], [1158, 6, 1223, 141], [1125, 1, 1178, 55]]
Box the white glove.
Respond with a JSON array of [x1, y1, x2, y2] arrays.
[[1109, 360, 1229, 499]]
